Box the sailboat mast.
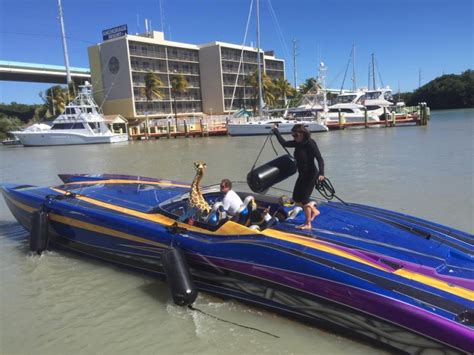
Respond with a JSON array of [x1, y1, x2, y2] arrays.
[[352, 44, 356, 92], [292, 38, 298, 89], [371, 53, 376, 90], [256, 0, 264, 117], [57, 0, 71, 84]]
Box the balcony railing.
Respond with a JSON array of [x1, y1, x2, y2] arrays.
[[129, 49, 167, 59], [167, 55, 199, 62]]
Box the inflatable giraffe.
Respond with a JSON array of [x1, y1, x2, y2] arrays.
[[188, 161, 211, 220]]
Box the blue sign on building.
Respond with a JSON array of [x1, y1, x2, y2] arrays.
[[102, 25, 128, 41]]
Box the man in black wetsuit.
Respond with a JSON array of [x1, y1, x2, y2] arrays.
[[272, 124, 325, 230]]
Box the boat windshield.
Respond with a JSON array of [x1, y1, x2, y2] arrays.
[[51, 123, 86, 130], [328, 108, 355, 113], [362, 91, 382, 100], [334, 95, 358, 104], [384, 91, 393, 101]]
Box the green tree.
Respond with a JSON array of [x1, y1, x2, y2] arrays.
[[171, 74, 189, 126], [246, 70, 275, 112], [0, 113, 23, 140], [271, 78, 295, 107], [39, 85, 68, 117], [299, 77, 321, 94], [68, 81, 78, 102], [142, 71, 164, 132], [0, 102, 41, 123], [407, 70, 473, 109]]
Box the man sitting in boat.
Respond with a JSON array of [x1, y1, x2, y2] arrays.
[[219, 179, 244, 218]]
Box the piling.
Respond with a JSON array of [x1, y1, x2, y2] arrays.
[[364, 108, 369, 128], [338, 110, 345, 129]]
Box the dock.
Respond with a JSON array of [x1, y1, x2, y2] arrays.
[[126, 104, 430, 139], [326, 104, 430, 130], [129, 117, 228, 140]]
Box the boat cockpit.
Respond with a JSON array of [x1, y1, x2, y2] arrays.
[[158, 184, 303, 232]]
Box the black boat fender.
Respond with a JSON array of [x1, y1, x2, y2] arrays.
[[161, 247, 198, 306], [29, 204, 49, 255], [247, 155, 297, 193]]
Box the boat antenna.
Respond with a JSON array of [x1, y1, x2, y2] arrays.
[[256, 0, 264, 117], [159, 0, 165, 34], [57, 0, 71, 85]]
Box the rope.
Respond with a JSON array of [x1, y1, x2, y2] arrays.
[[375, 56, 385, 88], [188, 304, 280, 338], [269, 134, 279, 156], [250, 130, 293, 171], [266, 0, 291, 62], [315, 178, 348, 205], [250, 131, 273, 171], [339, 47, 353, 93]]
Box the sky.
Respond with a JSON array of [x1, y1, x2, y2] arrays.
[[0, 0, 472, 104]]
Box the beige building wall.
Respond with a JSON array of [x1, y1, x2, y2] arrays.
[[88, 31, 285, 120], [88, 37, 134, 116], [87, 46, 105, 105], [199, 45, 224, 115]]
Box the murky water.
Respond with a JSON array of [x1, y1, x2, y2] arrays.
[[1, 109, 472, 354]]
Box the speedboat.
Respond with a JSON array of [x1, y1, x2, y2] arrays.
[[227, 117, 328, 136], [11, 82, 128, 146], [2, 173, 472, 354]]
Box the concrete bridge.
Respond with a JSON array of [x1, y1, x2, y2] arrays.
[[0, 60, 90, 84]]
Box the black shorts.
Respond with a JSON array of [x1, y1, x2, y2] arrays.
[[292, 173, 317, 205]]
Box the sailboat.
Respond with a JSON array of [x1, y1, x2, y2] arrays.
[[226, 0, 328, 136]]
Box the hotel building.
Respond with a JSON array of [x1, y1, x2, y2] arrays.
[[88, 31, 285, 119]]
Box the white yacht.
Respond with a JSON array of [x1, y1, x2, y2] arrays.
[[13, 82, 128, 147], [323, 91, 376, 123], [359, 87, 394, 116], [323, 90, 383, 123], [227, 117, 328, 136]]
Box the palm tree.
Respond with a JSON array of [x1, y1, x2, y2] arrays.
[[39, 85, 68, 117], [142, 72, 164, 133], [299, 77, 321, 94], [271, 78, 295, 107], [246, 70, 275, 113], [170, 74, 188, 128], [67, 81, 78, 103]]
